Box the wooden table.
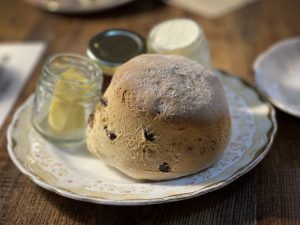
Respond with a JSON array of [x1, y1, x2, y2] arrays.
[[1, 0, 300, 224]]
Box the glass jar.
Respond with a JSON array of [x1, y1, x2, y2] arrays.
[[32, 53, 103, 144], [87, 29, 146, 76]]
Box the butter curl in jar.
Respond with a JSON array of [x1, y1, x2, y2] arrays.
[[32, 53, 103, 144], [148, 18, 212, 69]]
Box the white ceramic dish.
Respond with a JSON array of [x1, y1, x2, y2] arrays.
[[7, 70, 277, 205], [24, 0, 134, 13], [254, 37, 300, 117]]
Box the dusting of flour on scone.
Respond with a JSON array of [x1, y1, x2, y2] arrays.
[[86, 54, 231, 181]]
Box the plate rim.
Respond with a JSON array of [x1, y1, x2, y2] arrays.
[[253, 37, 300, 118], [24, 0, 134, 14], [6, 70, 277, 205]]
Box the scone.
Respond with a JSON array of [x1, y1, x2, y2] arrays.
[[86, 54, 231, 181]]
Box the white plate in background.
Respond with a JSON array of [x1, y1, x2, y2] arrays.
[[24, 0, 134, 13], [254, 37, 300, 117]]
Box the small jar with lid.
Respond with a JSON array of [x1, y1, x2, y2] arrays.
[[148, 18, 212, 69], [32, 53, 103, 144], [87, 29, 147, 76]]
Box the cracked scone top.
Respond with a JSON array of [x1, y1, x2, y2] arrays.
[[86, 54, 231, 181]]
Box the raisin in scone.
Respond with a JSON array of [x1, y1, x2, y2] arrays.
[[86, 54, 231, 181]]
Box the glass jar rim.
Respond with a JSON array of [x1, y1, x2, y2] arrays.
[[43, 53, 103, 86]]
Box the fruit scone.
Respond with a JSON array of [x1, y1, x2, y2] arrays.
[[86, 54, 231, 181]]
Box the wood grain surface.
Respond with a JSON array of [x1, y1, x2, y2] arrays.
[[1, 0, 300, 224]]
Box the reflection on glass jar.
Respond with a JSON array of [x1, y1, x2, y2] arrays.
[[32, 53, 103, 144]]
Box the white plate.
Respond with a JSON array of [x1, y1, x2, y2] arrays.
[[24, 0, 134, 13], [7, 70, 277, 205], [254, 37, 300, 117]]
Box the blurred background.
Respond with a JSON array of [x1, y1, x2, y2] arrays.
[[1, 1, 300, 225]]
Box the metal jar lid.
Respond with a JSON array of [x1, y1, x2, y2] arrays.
[[87, 29, 146, 76]]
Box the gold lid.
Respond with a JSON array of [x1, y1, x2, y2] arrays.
[[87, 29, 146, 76]]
